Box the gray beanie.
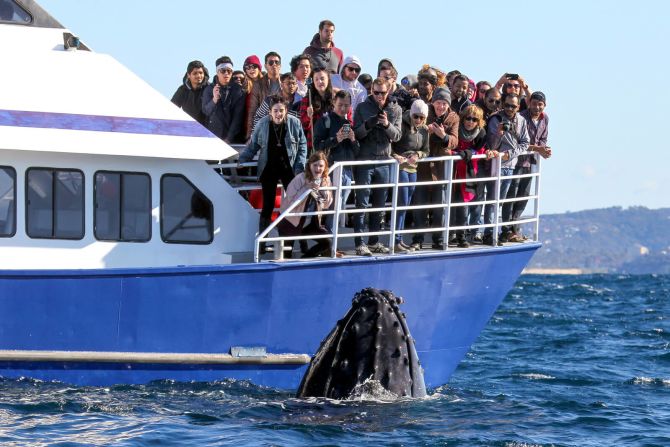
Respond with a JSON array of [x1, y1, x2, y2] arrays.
[[432, 87, 451, 106], [410, 99, 429, 117]]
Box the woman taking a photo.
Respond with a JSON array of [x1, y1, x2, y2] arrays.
[[278, 151, 333, 258], [239, 95, 307, 252], [299, 67, 334, 153]]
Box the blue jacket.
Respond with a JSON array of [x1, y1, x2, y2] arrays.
[[239, 114, 307, 179]]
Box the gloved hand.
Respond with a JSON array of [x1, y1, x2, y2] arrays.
[[364, 115, 379, 130]]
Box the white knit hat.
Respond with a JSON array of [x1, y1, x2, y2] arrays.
[[410, 99, 429, 117]]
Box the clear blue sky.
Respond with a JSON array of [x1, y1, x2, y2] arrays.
[[40, 0, 669, 214]]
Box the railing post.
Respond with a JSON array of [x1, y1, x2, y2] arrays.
[[493, 155, 501, 246], [533, 153, 542, 242], [389, 161, 400, 253], [332, 164, 343, 256], [443, 157, 453, 250]]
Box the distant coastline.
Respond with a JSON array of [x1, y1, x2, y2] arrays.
[[523, 268, 585, 275], [526, 206, 670, 275]]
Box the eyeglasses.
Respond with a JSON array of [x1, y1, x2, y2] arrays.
[[218, 68, 233, 74], [244, 64, 258, 70], [503, 103, 518, 109], [372, 90, 388, 96], [487, 99, 501, 104], [464, 116, 478, 122], [412, 114, 425, 120], [267, 60, 281, 66], [505, 83, 521, 89], [346, 66, 361, 73]]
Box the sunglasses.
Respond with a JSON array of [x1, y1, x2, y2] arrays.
[[346, 66, 361, 73], [218, 69, 233, 74], [506, 83, 521, 89], [412, 114, 426, 120], [464, 116, 478, 122], [372, 90, 388, 96], [244, 64, 259, 70], [503, 103, 518, 109], [233, 77, 245, 83], [487, 99, 501, 104], [267, 60, 281, 66]]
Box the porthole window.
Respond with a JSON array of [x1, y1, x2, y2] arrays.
[[0, 166, 16, 237], [160, 174, 213, 244], [26, 168, 84, 239], [94, 171, 151, 242]]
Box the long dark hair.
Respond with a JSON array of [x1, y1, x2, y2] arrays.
[[307, 67, 333, 115]]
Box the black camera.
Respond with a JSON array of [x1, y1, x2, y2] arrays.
[[502, 122, 511, 132], [506, 73, 519, 80]]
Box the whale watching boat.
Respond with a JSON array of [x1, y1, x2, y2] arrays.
[[0, 0, 542, 388]]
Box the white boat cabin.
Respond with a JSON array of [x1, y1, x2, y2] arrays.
[[0, 0, 259, 269]]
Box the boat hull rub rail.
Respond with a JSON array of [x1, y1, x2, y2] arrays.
[[0, 349, 311, 365]]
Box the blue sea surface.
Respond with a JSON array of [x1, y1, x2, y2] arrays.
[[0, 274, 668, 446]]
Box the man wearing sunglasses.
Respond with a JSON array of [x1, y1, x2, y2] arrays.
[[246, 52, 283, 140], [202, 56, 245, 144], [482, 88, 502, 121], [484, 93, 530, 245], [331, 55, 367, 112], [351, 77, 402, 256]]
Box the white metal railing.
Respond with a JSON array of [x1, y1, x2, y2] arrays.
[[214, 146, 542, 262]]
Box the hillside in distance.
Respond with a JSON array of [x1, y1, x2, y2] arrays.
[[527, 207, 670, 274]]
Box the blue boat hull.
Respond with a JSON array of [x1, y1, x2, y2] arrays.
[[0, 244, 539, 388]]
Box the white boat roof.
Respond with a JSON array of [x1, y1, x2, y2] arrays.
[[0, 23, 235, 161]]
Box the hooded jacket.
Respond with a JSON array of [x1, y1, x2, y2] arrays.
[[303, 33, 344, 74], [330, 56, 368, 112], [171, 72, 210, 126]]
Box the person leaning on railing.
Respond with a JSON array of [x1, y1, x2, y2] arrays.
[[352, 77, 403, 256], [505, 91, 551, 242], [238, 95, 308, 253], [452, 104, 487, 248], [411, 87, 459, 251], [277, 151, 334, 258], [390, 99, 429, 253], [485, 93, 530, 244]]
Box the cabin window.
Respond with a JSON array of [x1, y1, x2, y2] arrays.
[[0, 1, 32, 24], [94, 171, 151, 242], [26, 168, 84, 240], [0, 166, 16, 237], [160, 175, 213, 244]]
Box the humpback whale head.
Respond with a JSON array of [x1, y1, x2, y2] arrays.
[[297, 288, 426, 399]]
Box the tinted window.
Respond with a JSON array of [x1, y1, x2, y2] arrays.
[[161, 175, 212, 244], [95, 171, 151, 242], [0, 166, 16, 237], [26, 168, 84, 239], [0, 0, 32, 24]]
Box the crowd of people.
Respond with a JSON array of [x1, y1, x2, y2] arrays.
[[171, 20, 552, 258]]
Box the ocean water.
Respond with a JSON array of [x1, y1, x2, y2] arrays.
[[0, 274, 668, 446]]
